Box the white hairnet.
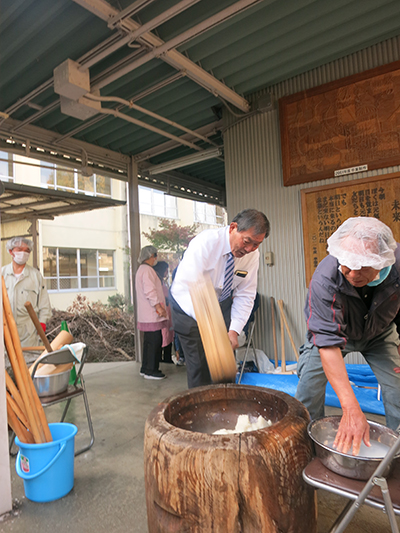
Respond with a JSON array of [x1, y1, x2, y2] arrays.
[[6, 237, 33, 252], [327, 217, 396, 271]]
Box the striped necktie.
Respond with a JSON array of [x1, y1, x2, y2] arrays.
[[219, 252, 235, 302]]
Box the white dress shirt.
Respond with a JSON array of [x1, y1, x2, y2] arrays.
[[171, 226, 260, 334]]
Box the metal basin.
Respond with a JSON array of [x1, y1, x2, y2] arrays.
[[33, 369, 70, 397], [308, 416, 400, 480]]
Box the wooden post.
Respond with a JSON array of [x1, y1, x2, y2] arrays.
[[270, 297, 278, 369], [278, 300, 286, 373], [278, 300, 299, 362]]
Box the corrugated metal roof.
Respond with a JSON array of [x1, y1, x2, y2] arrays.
[[1, 0, 400, 203], [0, 180, 126, 222]]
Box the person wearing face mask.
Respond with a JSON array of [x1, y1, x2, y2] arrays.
[[170, 209, 270, 389], [135, 245, 168, 380], [295, 217, 400, 456], [2, 237, 52, 354]]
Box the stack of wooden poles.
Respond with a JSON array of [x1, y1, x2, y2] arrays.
[[270, 297, 299, 373], [2, 276, 52, 444]]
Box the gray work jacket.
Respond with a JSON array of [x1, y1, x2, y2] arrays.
[[2, 262, 52, 347], [305, 244, 400, 349]]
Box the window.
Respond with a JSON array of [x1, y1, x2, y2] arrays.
[[138, 186, 177, 218], [194, 202, 225, 225], [43, 248, 115, 291], [41, 163, 112, 197], [0, 151, 14, 180]]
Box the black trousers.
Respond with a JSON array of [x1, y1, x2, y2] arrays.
[[171, 295, 232, 389], [140, 330, 162, 374], [162, 343, 172, 363]]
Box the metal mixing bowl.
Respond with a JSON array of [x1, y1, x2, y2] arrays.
[[33, 369, 70, 397], [308, 416, 400, 480]]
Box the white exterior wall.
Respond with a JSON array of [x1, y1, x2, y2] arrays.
[[1, 158, 226, 311], [140, 196, 226, 248], [224, 36, 400, 364], [1, 156, 129, 310]]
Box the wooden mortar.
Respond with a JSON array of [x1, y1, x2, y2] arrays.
[[144, 384, 316, 533]]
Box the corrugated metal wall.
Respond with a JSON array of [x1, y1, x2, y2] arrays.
[[224, 36, 400, 364]]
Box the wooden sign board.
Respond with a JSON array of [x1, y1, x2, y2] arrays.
[[301, 173, 400, 286], [280, 61, 400, 186]]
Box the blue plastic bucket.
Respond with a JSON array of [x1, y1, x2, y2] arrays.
[[15, 422, 78, 502]]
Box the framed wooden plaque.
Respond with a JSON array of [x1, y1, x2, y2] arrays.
[[301, 172, 400, 286], [280, 61, 400, 186]]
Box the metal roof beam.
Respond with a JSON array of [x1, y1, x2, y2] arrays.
[[81, 0, 203, 71], [0, 118, 130, 180], [73, 0, 250, 112], [135, 119, 223, 162], [108, 0, 157, 29], [55, 72, 185, 143]]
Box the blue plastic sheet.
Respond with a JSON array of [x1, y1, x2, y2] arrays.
[[237, 363, 384, 416]]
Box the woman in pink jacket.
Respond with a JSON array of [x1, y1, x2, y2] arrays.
[[135, 246, 168, 380]]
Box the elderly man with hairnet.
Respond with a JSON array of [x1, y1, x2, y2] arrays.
[[296, 217, 400, 456], [2, 237, 52, 354]]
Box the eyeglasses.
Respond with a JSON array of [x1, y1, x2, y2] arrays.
[[240, 236, 263, 250], [153, 253, 157, 257]]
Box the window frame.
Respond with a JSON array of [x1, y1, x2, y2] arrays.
[[43, 247, 116, 292], [138, 185, 178, 218], [40, 162, 112, 198], [0, 151, 14, 181], [193, 201, 225, 226]]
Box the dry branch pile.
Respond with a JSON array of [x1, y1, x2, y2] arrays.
[[46, 295, 136, 363]]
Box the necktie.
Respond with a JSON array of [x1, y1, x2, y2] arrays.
[[219, 252, 234, 302]]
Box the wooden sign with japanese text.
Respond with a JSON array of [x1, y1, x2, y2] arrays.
[[280, 61, 400, 186], [301, 173, 400, 286]]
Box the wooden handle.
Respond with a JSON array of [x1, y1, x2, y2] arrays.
[[24, 301, 53, 353], [270, 297, 278, 369], [22, 346, 45, 351], [3, 313, 44, 442], [277, 300, 299, 362], [6, 390, 30, 430], [2, 287, 43, 442], [278, 300, 286, 373], [2, 277, 51, 443], [5, 372, 28, 424], [6, 395, 35, 444]]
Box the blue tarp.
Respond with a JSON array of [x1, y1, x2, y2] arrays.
[[237, 363, 384, 416]]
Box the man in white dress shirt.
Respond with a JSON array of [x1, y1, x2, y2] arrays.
[[170, 209, 270, 388]]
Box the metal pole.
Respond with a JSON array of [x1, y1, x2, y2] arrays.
[[29, 217, 38, 269], [332, 435, 400, 533], [127, 157, 142, 364]]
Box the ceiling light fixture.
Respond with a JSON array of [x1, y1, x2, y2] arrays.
[[148, 147, 222, 175]]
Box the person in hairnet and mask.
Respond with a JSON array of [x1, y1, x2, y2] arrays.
[[2, 237, 52, 355], [296, 217, 400, 456]]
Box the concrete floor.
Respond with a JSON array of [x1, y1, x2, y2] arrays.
[[0, 362, 398, 533]]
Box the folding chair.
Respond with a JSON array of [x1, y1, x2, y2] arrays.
[[30, 344, 95, 456], [237, 315, 259, 384], [303, 435, 400, 532]]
